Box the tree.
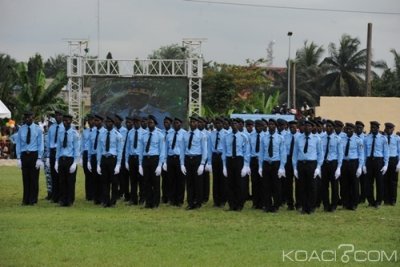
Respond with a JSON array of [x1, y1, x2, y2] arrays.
[[148, 43, 188, 59], [372, 49, 400, 97], [0, 53, 19, 115], [44, 54, 67, 78]]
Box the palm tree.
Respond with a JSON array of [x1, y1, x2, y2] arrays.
[[0, 53, 19, 115], [372, 49, 400, 97]]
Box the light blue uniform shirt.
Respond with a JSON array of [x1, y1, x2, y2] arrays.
[[222, 130, 250, 167], [165, 128, 187, 166], [48, 122, 64, 150], [259, 131, 286, 169], [249, 130, 265, 158], [208, 129, 228, 164], [141, 129, 165, 167], [81, 127, 93, 153], [321, 132, 344, 168], [16, 123, 44, 159], [56, 127, 80, 162], [364, 133, 389, 166], [88, 127, 106, 156], [125, 127, 146, 163], [341, 134, 364, 169], [386, 134, 400, 158], [292, 133, 323, 170], [284, 131, 300, 157], [183, 128, 208, 165], [96, 128, 123, 165], [116, 126, 128, 144]]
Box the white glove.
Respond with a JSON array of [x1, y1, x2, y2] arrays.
[[114, 164, 121, 175], [223, 166, 228, 177], [294, 169, 299, 179], [54, 161, 59, 173], [155, 166, 162, 176], [205, 163, 212, 172], [87, 161, 92, 172], [258, 168, 263, 177], [278, 168, 286, 179], [180, 165, 187, 175], [97, 165, 102, 175], [197, 165, 204, 176], [246, 166, 251, 175], [380, 165, 388, 175], [396, 161, 400, 173], [334, 167, 341, 180], [356, 167, 362, 178], [78, 157, 83, 166], [45, 158, 50, 167], [17, 159, 22, 168], [240, 167, 247, 177], [125, 162, 129, 170], [162, 163, 167, 172], [35, 159, 43, 170], [362, 166, 367, 174], [139, 165, 144, 176], [69, 162, 77, 173], [313, 168, 321, 179]]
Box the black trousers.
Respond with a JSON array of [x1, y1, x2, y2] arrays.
[[202, 164, 210, 203], [143, 155, 160, 208], [212, 153, 226, 207], [185, 155, 203, 208], [100, 155, 118, 206], [298, 160, 317, 213], [284, 156, 295, 207], [50, 148, 59, 202], [90, 154, 102, 204], [384, 157, 398, 205], [262, 161, 281, 211], [250, 157, 262, 208], [167, 155, 185, 205], [226, 156, 244, 210], [21, 151, 39, 205], [128, 155, 144, 204], [365, 157, 384, 206], [118, 156, 130, 200], [82, 151, 94, 201], [161, 169, 169, 203], [359, 173, 367, 203], [341, 159, 359, 209], [58, 156, 76, 206], [321, 160, 338, 209]]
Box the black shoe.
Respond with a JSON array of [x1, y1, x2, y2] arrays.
[[287, 205, 294, 211], [323, 206, 330, 212], [185, 205, 196, 210]]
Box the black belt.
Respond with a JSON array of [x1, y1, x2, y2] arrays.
[[227, 156, 243, 159], [102, 154, 116, 159], [367, 157, 383, 161], [343, 158, 358, 162], [185, 155, 201, 160], [213, 152, 222, 156], [22, 151, 38, 155], [323, 159, 338, 164], [168, 155, 180, 159], [298, 160, 317, 164], [59, 156, 73, 160], [143, 155, 159, 159], [129, 155, 139, 159], [263, 160, 280, 164]]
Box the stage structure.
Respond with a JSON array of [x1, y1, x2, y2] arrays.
[[66, 38, 205, 127]]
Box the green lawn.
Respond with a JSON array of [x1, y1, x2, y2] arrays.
[[0, 166, 399, 266]]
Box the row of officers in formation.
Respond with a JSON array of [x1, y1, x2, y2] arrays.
[[15, 110, 400, 214]]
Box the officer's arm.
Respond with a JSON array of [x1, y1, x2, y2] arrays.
[[158, 133, 165, 168], [38, 127, 44, 159], [337, 136, 344, 169], [73, 131, 80, 163], [279, 136, 286, 169]]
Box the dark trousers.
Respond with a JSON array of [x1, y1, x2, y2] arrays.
[[298, 160, 317, 213], [284, 156, 295, 207], [202, 166, 210, 203], [82, 151, 94, 200], [21, 151, 39, 205], [185, 155, 203, 208], [226, 156, 244, 210], [161, 169, 169, 203], [128, 155, 144, 204], [321, 160, 338, 210], [365, 157, 384, 206], [167, 155, 185, 205], [359, 173, 366, 203], [58, 156, 76, 206], [250, 157, 262, 208], [118, 157, 130, 200], [100, 155, 118, 206], [212, 153, 226, 207], [50, 148, 59, 202], [341, 159, 359, 209], [384, 157, 398, 205], [262, 161, 281, 211], [90, 154, 102, 204], [143, 155, 160, 208]]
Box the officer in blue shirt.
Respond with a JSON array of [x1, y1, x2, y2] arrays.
[[165, 117, 187, 206], [198, 116, 211, 204], [364, 121, 389, 208], [284, 120, 300, 210], [125, 115, 146, 205], [97, 116, 123, 207], [320, 120, 343, 212], [222, 118, 250, 211], [161, 116, 174, 204], [81, 114, 95, 201], [355, 120, 367, 203], [114, 114, 130, 201], [55, 114, 80, 207], [292, 120, 323, 214], [383, 122, 399, 205], [16, 111, 44, 205], [248, 120, 264, 209], [258, 119, 286, 212]]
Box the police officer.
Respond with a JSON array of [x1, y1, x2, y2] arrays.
[[364, 121, 389, 208], [284, 120, 300, 210], [222, 118, 250, 211], [198, 116, 210, 203], [355, 120, 367, 203], [16, 111, 44, 205], [140, 115, 165, 208], [321, 120, 343, 212], [292, 120, 323, 214], [248, 120, 264, 209], [114, 114, 129, 201], [97, 116, 123, 207], [81, 114, 95, 201], [161, 116, 174, 204], [383, 122, 399, 205], [55, 114, 80, 207]]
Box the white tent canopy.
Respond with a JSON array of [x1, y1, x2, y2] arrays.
[[0, 100, 11, 118]]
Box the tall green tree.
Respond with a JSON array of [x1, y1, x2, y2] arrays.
[[44, 54, 67, 78], [148, 43, 188, 59], [372, 49, 400, 97], [0, 53, 19, 115]]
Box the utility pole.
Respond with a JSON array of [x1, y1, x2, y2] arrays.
[[366, 23, 372, 96]]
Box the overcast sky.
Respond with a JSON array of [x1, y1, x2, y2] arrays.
[[1, 0, 399, 68]]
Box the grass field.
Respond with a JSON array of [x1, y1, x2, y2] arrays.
[[0, 166, 399, 266]]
